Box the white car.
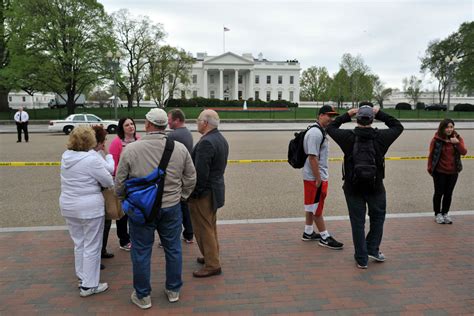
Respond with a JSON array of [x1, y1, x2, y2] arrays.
[[48, 114, 119, 135]]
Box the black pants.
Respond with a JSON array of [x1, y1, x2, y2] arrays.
[[432, 171, 458, 215], [16, 122, 29, 142], [102, 214, 130, 253], [344, 188, 386, 266], [181, 200, 193, 241]]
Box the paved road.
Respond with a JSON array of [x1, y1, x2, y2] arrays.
[[1, 120, 474, 133], [1, 129, 473, 228]]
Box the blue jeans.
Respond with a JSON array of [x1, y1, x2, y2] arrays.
[[128, 203, 183, 298], [344, 189, 386, 266]]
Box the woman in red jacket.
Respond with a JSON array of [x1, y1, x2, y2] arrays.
[[427, 119, 468, 224]]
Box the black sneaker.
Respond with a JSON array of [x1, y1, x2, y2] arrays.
[[368, 252, 386, 262], [318, 236, 344, 250], [301, 231, 321, 241]]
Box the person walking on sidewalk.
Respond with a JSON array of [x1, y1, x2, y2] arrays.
[[105, 117, 141, 255], [59, 126, 114, 297], [189, 109, 229, 278], [14, 106, 29, 143], [327, 103, 403, 269], [115, 109, 196, 309], [301, 105, 344, 250], [427, 119, 467, 224], [167, 109, 195, 244]]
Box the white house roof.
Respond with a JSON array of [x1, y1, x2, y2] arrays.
[[203, 52, 254, 65]]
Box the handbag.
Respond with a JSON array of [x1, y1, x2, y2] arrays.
[[102, 188, 125, 220], [122, 137, 174, 225]]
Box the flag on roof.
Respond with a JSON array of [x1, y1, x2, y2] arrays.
[[224, 27, 230, 32]]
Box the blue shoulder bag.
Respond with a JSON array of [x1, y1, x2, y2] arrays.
[[122, 138, 174, 225]]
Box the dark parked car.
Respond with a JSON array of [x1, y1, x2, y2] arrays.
[[425, 104, 447, 111]]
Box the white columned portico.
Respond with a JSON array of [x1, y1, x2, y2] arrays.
[[234, 69, 239, 100], [248, 69, 254, 100], [203, 68, 208, 98], [219, 69, 224, 100]]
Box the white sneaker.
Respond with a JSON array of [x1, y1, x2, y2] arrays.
[[80, 282, 109, 297], [443, 214, 453, 224], [131, 290, 152, 309], [435, 214, 445, 224], [164, 289, 180, 303], [119, 242, 132, 251]]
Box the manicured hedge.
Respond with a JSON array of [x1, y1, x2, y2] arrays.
[[453, 103, 474, 112], [165, 97, 298, 108], [395, 102, 412, 110], [416, 102, 425, 110]]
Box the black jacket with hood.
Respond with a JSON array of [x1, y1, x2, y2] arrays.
[[327, 110, 404, 194]]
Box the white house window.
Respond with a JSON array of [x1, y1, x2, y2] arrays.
[[267, 75, 271, 84], [278, 91, 282, 100], [290, 76, 294, 84], [8, 96, 12, 102], [255, 91, 259, 100], [238, 75, 242, 84], [224, 75, 229, 84], [192, 75, 197, 84], [193, 90, 198, 98], [168, 75, 173, 83], [210, 75, 215, 84], [181, 91, 186, 99], [210, 90, 215, 98], [238, 91, 243, 99], [289, 91, 294, 102], [22, 96, 26, 102], [266, 91, 271, 101], [278, 75, 283, 84], [255, 75, 259, 84]]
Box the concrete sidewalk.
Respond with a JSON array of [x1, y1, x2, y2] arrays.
[[1, 215, 473, 314]]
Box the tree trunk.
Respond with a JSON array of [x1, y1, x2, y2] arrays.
[[127, 94, 133, 108], [0, 86, 9, 112], [66, 90, 76, 115]]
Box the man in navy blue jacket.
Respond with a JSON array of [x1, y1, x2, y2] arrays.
[[327, 103, 403, 269]]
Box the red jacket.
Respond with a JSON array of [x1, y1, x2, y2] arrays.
[[427, 132, 467, 174]]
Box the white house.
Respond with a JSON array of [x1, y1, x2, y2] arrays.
[[8, 91, 55, 109], [177, 52, 301, 103]]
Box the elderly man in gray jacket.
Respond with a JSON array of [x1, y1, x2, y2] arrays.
[[115, 108, 196, 310]]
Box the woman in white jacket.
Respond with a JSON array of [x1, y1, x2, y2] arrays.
[[60, 125, 114, 297]]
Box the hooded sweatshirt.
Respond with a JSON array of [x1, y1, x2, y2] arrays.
[[60, 149, 114, 219]]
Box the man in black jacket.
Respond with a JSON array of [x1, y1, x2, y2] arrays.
[[189, 109, 229, 278], [327, 103, 403, 269]]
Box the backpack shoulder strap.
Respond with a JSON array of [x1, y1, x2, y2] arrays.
[[308, 123, 326, 147], [158, 137, 175, 172]]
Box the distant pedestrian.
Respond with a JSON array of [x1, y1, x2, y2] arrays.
[[14, 106, 29, 143], [427, 119, 467, 224], [327, 103, 403, 269], [104, 117, 141, 255], [115, 108, 196, 309], [301, 105, 344, 250], [60, 125, 114, 297], [168, 108, 194, 244], [189, 109, 229, 278]]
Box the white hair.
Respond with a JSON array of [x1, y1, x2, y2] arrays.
[[202, 113, 220, 127]]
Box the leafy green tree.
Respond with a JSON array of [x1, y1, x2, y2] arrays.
[[452, 22, 474, 94], [373, 76, 392, 108], [0, 0, 12, 112], [403, 75, 423, 107], [299, 66, 331, 102], [146, 45, 194, 107], [328, 68, 350, 108], [112, 9, 165, 108], [7, 0, 115, 115], [339, 53, 375, 106]]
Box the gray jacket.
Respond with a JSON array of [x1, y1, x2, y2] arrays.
[[191, 128, 229, 210], [115, 133, 196, 208]]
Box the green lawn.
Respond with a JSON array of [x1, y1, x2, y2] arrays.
[[2, 106, 474, 121]]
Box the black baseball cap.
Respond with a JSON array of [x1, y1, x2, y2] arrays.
[[318, 105, 339, 116]]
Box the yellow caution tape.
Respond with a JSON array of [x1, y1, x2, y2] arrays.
[[1, 156, 473, 166]]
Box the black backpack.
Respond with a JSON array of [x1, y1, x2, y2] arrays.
[[288, 124, 326, 169], [344, 131, 381, 188]]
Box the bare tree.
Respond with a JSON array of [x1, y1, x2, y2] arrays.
[[373, 77, 392, 108], [403, 75, 423, 108]]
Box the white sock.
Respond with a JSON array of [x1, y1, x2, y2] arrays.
[[304, 225, 314, 234], [320, 230, 330, 239]]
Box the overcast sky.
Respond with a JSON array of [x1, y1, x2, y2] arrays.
[[100, 0, 473, 90]]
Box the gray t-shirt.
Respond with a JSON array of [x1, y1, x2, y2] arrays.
[[168, 127, 193, 153], [302, 124, 329, 181]]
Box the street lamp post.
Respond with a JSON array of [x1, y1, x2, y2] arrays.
[[445, 55, 460, 112], [107, 50, 121, 120]]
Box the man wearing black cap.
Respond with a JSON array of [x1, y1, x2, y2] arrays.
[[326, 102, 403, 269], [301, 105, 344, 250]]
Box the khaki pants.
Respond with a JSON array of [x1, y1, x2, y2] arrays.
[[189, 194, 220, 270]]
